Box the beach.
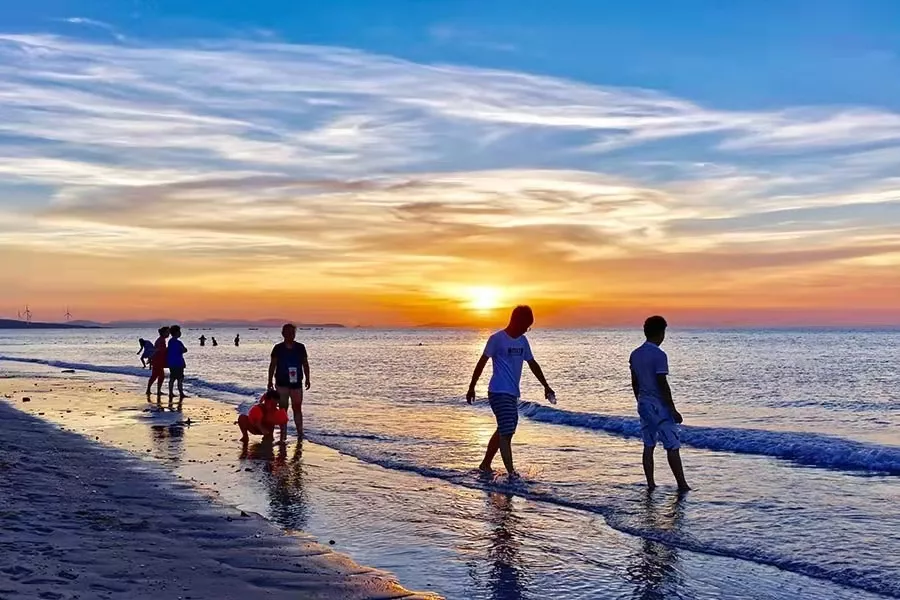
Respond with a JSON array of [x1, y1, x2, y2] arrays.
[[0, 376, 436, 600], [1, 328, 899, 600]]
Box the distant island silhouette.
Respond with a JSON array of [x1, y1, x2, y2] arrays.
[[30, 318, 347, 329], [0, 319, 96, 330]]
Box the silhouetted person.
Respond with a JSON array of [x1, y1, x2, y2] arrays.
[[234, 333, 240, 347], [137, 338, 155, 368], [199, 334, 206, 347], [211, 336, 218, 347], [630, 316, 690, 491], [268, 323, 310, 440], [146, 327, 170, 400], [466, 305, 554, 478], [167, 324, 188, 407]]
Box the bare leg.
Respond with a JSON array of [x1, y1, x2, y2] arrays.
[[238, 415, 250, 442], [497, 433, 516, 476], [168, 375, 175, 400], [643, 446, 656, 490], [291, 389, 303, 438], [479, 430, 500, 472], [279, 424, 287, 442], [177, 376, 185, 400], [666, 449, 690, 491]]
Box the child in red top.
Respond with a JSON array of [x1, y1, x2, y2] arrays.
[[238, 390, 288, 442]]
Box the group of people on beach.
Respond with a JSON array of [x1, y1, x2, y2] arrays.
[[239, 324, 310, 443], [141, 307, 688, 491], [143, 325, 188, 404], [140, 324, 310, 441], [465, 305, 689, 492]]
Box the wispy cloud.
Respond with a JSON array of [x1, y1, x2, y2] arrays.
[[0, 31, 898, 323], [59, 17, 126, 42]]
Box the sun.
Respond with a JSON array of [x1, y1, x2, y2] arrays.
[[466, 286, 503, 312]]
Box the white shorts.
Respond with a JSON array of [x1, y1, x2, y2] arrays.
[[637, 401, 680, 450]]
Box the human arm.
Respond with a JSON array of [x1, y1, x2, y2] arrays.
[[466, 355, 489, 404], [303, 352, 311, 390], [630, 367, 640, 401], [267, 353, 277, 390], [527, 359, 554, 399], [655, 374, 683, 423]]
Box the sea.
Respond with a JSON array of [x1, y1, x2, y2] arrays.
[[1, 327, 898, 600]]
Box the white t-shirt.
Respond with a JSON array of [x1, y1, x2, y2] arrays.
[[484, 330, 534, 397], [629, 341, 670, 415]]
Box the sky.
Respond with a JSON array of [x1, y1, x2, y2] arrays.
[[1, 0, 899, 327]]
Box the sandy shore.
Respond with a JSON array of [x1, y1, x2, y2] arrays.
[[0, 376, 437, 600]]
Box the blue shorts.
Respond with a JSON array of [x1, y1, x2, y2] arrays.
[[489, 392, 519, 436], [638, 401, 680, 450]]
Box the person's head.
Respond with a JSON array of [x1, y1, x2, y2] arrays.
[[170, 324, 182, 338], [281, 323, 296, 342], [158, 326, 170, 338], [506, 305, 534, 337], [643, 316, 667, 344], [263, 389, 280, 402], [139, 337, 145, 343]]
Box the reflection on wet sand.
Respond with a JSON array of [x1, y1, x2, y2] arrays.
[[241, 440, 309, 531], [626, 491, 687, 600], [485, 492, 529, 600], [150, 424, 185, 465]]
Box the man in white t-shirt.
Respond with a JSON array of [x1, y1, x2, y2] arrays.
[[629, 315, 690, 492], [466, 305, 555, 478]]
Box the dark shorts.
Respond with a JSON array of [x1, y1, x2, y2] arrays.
[[169, 367, 185, 379], [275, 377, 303, 390], [489, 392, 519, 436], [275, 386, 302, 410]]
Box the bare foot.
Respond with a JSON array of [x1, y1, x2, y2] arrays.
[[478, 463, 493, 473], [678, 485, 692, 493], [647, 483, 657, 491]]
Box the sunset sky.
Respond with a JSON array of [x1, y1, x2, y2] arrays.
[[2, 1, 899, 327]]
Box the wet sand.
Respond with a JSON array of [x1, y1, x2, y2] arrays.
[[0, 376, 437, 600]]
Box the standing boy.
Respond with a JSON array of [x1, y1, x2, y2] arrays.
[[629, 316, 690, 492], [267, 323, 310, 440], [466, 305, 554, 478], [145, 326, 170, 400], [167, 325, 188, 404]]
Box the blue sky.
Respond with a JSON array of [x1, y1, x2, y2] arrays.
[[1, 0, 899, 325], [5, 0, 900, 109]]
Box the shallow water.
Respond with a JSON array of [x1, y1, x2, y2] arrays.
[[1, 327, 898, 599]]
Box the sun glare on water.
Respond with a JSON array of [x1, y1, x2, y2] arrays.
[[466, 286, 503, 312]]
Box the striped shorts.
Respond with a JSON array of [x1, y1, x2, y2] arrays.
[[488, 392, 519, 436]]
